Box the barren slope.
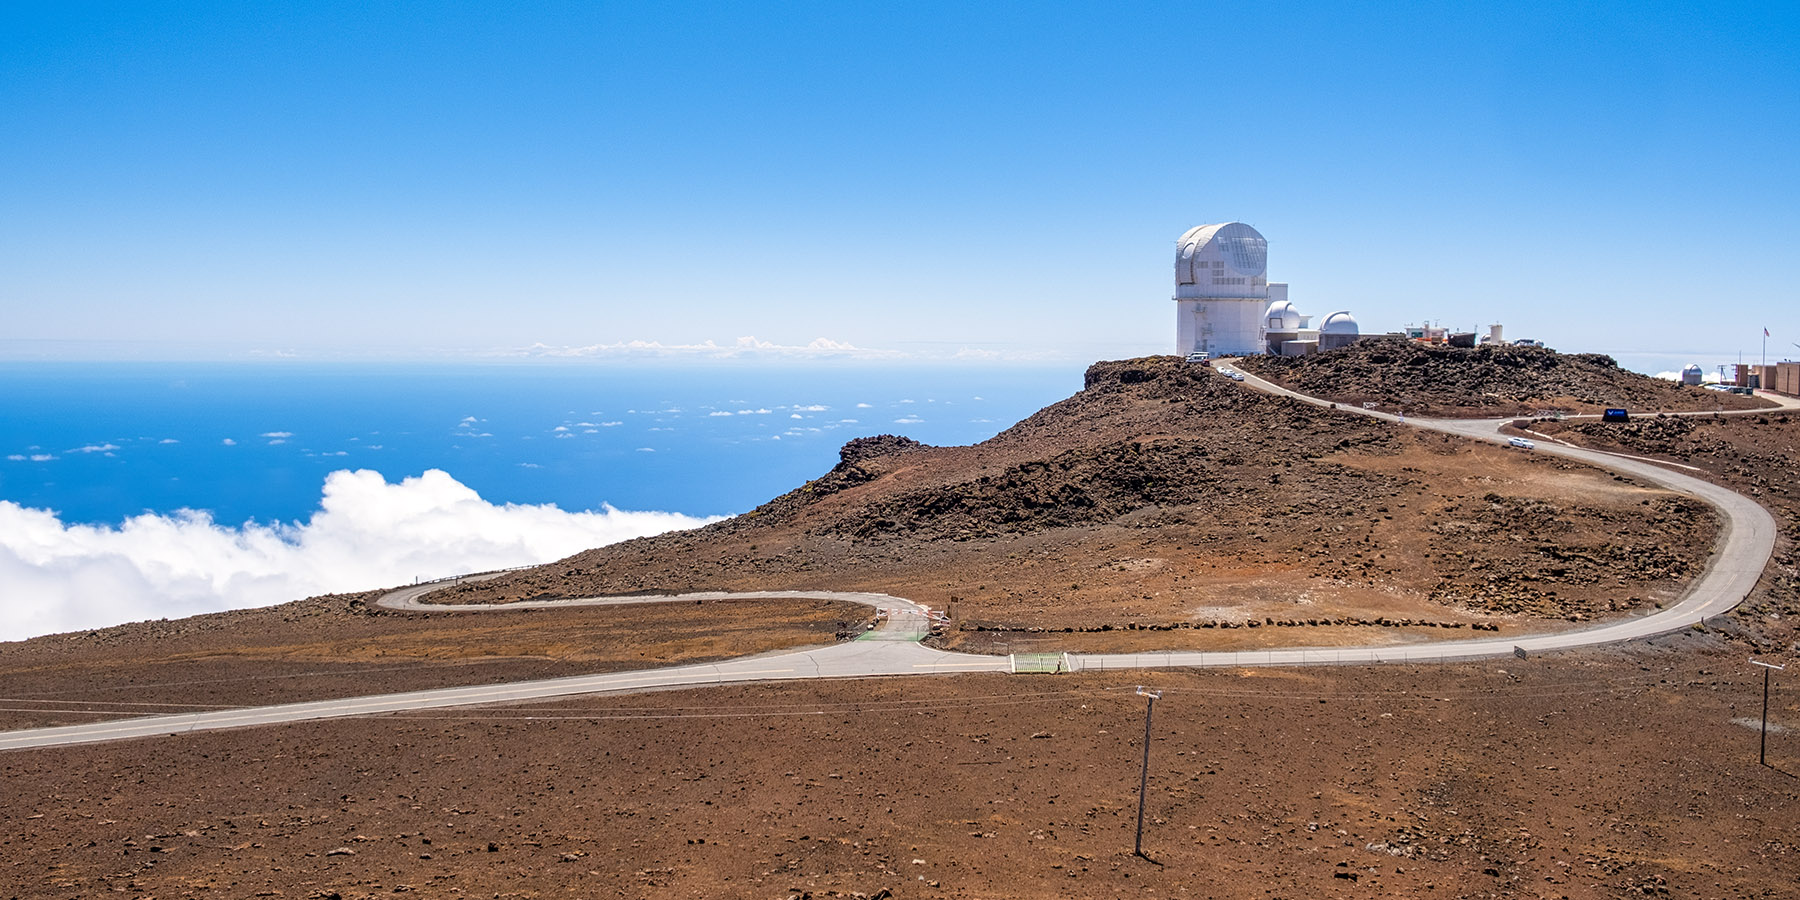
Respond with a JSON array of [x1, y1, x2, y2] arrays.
[[442, 357, 1714, 650], [0, 593, 868, 731], [1237, 338, 1773, 417]]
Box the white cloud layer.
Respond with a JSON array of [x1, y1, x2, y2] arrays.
[[0, 469, 718, 643]]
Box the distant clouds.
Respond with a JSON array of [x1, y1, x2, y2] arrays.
[[0, 469, 717, 642], [502, 335, 894, 361], [485, 336, 1065, 363]]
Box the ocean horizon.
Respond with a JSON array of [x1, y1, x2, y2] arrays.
[[0, 360, 1084, 641]]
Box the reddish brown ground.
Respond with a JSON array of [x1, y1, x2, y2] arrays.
[[0, 596, 868, 732], [3, 637, 1796, 899], [437, 359, 1715, 651]]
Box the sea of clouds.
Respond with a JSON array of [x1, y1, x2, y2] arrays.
[[0, 468, 717, 643]]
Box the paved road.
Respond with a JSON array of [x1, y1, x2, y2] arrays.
[[1, 376, 1786, 751], [1077, 366, 1783, 670], [0, 591, 1004, 751]]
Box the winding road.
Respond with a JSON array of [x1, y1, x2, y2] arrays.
[[2, 377, 1790, 751]]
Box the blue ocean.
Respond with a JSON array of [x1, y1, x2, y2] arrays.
[[0, 362, 1083, 525], [0, 362, 1084, 640]]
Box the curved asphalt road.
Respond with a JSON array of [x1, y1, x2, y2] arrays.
[[1080, 365, 1786, 670], [1, 378, 1787, 751]]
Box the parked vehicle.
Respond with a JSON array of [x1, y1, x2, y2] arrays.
[[1508, 437, 1535, 450]]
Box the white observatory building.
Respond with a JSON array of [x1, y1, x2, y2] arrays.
[[1174, 223, 1278, 357], [1172, 222, 1361, 357], [1318, 311, 1361, 350]]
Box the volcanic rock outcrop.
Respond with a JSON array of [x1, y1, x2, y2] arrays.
[[1237, 338, 1772, 416]]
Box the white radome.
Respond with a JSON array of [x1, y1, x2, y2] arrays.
[[1319, 311, 1359, 335], [1264, 300, 1302, 331]]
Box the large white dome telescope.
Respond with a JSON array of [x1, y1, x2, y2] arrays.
[[1175, 222, 1268, 300], [1173, 222, 1274, 357]]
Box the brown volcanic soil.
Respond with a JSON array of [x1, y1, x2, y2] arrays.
[[1237, 339, 1773, 417], [0, 593, 869, 732], [439, 357, 1714, 651], [1524, 409, 1800, 651], [4, 640, 1797, 899]]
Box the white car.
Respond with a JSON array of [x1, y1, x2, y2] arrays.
[[1508, 437, 1535, 450]]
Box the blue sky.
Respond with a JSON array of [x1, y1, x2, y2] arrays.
[[3, 1, 1796, 368]]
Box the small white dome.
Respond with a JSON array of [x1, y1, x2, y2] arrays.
[[1320, 311, 1359, 335], [1264, 300, 1302, 330], [1681, 364, 1703, 375]]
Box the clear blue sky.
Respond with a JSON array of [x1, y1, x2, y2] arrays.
[[3, 1, 1796, 367]]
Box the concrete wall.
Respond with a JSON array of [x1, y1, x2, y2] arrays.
[[1777, 361, 1800, 395], [1176, 298, 1266, 356]]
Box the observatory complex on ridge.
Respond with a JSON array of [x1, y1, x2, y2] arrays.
[[1174, 222, 1360, 358]]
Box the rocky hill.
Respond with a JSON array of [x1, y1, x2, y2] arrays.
[[1236, 338, 1772, 417], [436, 356, 1712, 648]]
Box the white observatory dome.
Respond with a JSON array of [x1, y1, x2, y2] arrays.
[[1320, 311, 1359, 335], [1175, 222, 1268, 300], [1264, 300, 1302, 331]]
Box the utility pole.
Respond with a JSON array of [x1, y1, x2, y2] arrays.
[[1751, 659, 1785, 766], [1133, 686, 1162, 859]]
